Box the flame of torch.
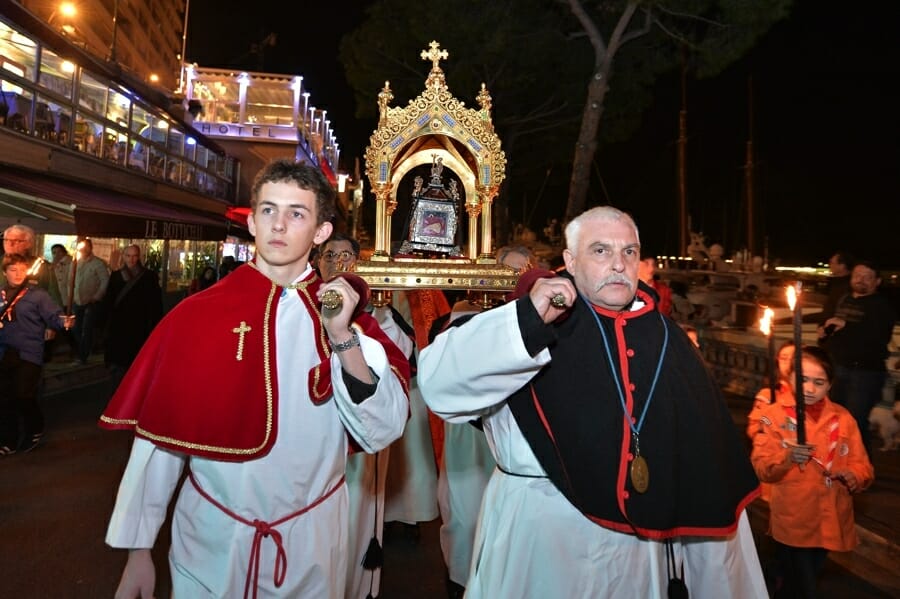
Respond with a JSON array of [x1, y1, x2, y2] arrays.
[[758, 307, 774, 336], [786, 284, 797, 311]]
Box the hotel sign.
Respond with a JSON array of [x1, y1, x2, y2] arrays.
[[193, 122, 298, 142]]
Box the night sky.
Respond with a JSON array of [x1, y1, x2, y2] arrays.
[[186, 1, 899, 268]]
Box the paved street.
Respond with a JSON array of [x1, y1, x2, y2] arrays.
[[0, 377, 896, 597]]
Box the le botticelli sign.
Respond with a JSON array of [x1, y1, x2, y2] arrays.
[[74, 209, 227, 241]]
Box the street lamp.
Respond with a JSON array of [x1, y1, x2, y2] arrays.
[[48, 2, 78, 36]]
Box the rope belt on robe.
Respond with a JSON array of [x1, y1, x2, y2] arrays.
[[188, 470, 346, 599]]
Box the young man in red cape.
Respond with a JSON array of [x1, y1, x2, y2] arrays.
[[100, 159, 410, 599]]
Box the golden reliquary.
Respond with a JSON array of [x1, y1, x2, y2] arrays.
[[357, 41, 516, 302]]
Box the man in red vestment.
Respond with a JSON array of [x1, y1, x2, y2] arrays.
[[639, 256, 673, 317], [101, 159, 410, 598]]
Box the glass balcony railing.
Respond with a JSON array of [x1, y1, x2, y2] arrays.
[[0, 17, 237, 202]]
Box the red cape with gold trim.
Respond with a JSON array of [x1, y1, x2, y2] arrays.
[[99, 263, 410, 461]]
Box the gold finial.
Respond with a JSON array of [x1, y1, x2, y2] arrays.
[[378, 81, 394, 125], [421, 40, 448, 70], [477, 82, 493, 113], [477, 83, 494, 131]]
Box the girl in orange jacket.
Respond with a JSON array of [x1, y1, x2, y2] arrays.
[[751, 345, 874, 598], [747, 340, 796, 502]]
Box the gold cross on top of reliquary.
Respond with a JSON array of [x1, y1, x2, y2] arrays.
[[421, 41, 448, 69]]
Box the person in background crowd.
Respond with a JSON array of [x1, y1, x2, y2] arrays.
[[47, 243, 76, 361], [638, 255, 672, 317], [496, 245, 534, 274], [669, 280, 694, 323], [371, 244, 448, 544], [680, 323, 700, 349], [0, 225, 59, 303], [748, 341, 796, 446], [319, 232, 413, 599], [2, 226, 63, 363], [50, 244, 73, 311], [751, 345, 873, 598], [70, 238, 109, 366], [820, 260, 897, 456], [188, 265, 218, 295], [102, 245, 163, 391], [0, 253, 74, 455], [746, 340, 796, 593], [218, 255, 237, 279], [309, 244, 322, 277], [747, 341, 794, 501], [816, 251, 855, 334], [434, 245, 537, 598], [381, 283, 448, 543], [418, 206, 766, 597], [99, 159, 410, 598]]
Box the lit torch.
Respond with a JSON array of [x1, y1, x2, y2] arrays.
[[27, 257, 45, 277], [758, 306, 776, 404], [786, 283, 805, 444]]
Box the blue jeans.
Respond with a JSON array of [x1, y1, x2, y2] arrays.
[[72, 302, 100, 364], [831, 365, 887, 456]]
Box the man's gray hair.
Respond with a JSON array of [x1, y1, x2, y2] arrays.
[[3, 223, 36, 247], [564, 206, 640, 253], [496, 244, 534, 264]]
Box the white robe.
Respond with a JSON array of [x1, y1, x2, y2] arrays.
[[438, 420, 495, 586], [418, 301, 768, 599], [106, 279, 408, 598], [380, 293, 439, 524], [344, 304, 414, 599], [344, 449, 389, 599], [435, 300, 496, 586]]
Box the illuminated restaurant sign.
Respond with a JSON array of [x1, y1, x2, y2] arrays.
[[144, 220, 205, 240], [75, 210, 226, 241], [193, 122, 298, 142]]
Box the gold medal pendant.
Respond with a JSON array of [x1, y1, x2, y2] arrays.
[[630, 455, 649, 493]]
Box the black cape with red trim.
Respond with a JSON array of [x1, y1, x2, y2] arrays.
[[507, 276, 759, 539], [99, 263, 410, 461]]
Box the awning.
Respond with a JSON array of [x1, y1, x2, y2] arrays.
[[226, 206, 251, 227], [0, 169, 229, 240]]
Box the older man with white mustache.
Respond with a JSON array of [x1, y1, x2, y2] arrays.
[[418, 206, 767, 599]]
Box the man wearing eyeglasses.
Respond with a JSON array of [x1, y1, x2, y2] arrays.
[[320, 240, 359, 273], [319, 239, 450, 580], [319, 232, 442, 599], [319, 232, 413, 599], [1, 225, 60, 304], [1, 225, 63, 364]]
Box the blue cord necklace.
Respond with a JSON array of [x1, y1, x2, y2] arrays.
[[583, 293, 669, 493]]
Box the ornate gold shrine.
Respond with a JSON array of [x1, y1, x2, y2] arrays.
[[358, 41, 514, 294]]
